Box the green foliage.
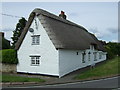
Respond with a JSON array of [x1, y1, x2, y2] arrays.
[[1, 74, 45, 82], [0, 49, 18, 64], [11, 17, 27, 48], [105, 42, 120, 59], [74, 56, 119, 80], [105, 45, 115, 59], [2, 38, 10, 49]]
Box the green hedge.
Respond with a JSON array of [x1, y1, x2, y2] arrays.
[[0, 49, 18, 64]]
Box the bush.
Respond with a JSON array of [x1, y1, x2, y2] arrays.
[[2, 38, 10, 49], [0, 49, 18, 64], [105, 42, 120, 59], [105, 46, 115, 59]]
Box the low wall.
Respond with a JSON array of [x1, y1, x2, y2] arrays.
[[0, 63, 17, 73]]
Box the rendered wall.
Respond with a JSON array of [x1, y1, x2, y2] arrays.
[[59, 48, 106, 77], [17, 16, 59, 76]]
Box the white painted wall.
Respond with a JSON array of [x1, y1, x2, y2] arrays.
[[59, 48, 107, 77], [17, 16, 59, 76], [17, 16, 107, 78]]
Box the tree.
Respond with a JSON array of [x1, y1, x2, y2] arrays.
[[11, 17, 27, 48], [99, 40, 107, 46], [2, 38, 10, 49], [105, 42, 120, 59]]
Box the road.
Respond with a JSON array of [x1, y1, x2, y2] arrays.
[[2, 76, 119, 89]]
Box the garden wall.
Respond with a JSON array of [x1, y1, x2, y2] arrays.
[[0, 63, 16, 73]]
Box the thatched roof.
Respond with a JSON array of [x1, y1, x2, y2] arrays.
[[15, 8, 105, 51]]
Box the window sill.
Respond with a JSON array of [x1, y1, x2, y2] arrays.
[[31, 44, 40, 45], [31, 64, 40, 66], [94, 59, 97, 61], [82, 62, 85, 63]]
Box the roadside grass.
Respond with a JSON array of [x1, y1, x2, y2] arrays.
[[1, 74, 45, 83], [74, 56, 119, 80]]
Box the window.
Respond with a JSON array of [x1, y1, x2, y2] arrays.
[[93, 52, 97, 61], [30, 56, 40, 66], [99, 53, 102, 59], [32, 35, 40, 45], [90, 44, 97, 50], [35, 18, 38, 30], [88, 52, 91, 61], [91, 45, 94, 50], [76, 52, 79, 55], [82, 52, 86, 63]]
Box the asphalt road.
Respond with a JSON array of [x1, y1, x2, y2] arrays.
[[2, 76, 120, 89]]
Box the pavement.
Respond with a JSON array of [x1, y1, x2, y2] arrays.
[[17, 76, 119, 88], [1, 61, 119, 88], [2, 75, 119, 89], [1, 67, 88, 87]]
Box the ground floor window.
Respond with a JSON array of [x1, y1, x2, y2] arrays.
[[93, 52, 97, 61], [99, 53, 102, 59], [30, 56, 40, 66], [82, 52, 86, 63], [88, 52, 91, 61]]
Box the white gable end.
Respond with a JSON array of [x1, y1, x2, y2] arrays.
[[17, 16, 59, 76], [16, 8, 107, 78]]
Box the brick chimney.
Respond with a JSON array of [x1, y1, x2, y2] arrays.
[[59, 11, 67, 19], [0, 32, 4, 37]]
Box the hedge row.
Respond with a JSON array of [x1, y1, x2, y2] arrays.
[[0, 49, 18, 64]]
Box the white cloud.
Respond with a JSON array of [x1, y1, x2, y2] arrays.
[[4, 31, 13, 41], [1, 28, 13, 42], [111, 39, 118, 42], [94, 32, 104, 38], [107, 28, 118, 33]]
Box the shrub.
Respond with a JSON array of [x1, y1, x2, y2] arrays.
[[104, 42, 120, 59], [2, 38, 10, 49], [105, 46, 115, 59], [0, 49, 18, 64]]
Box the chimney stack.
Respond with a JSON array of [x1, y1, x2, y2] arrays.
[[59, 11, 67, 19]]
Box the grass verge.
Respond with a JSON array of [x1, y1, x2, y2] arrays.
[[74, 56, 119, 80], [1, 74, 45, 83]]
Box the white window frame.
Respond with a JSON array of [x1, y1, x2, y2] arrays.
[[99, 53, 102, 59], [88, 52, 91, 61], [31, 35, 40, 45], [82, 51, 86, 63], [30, 56, 40, 66], [93, 52, 97, 61]]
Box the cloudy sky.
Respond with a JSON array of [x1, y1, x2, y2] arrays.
[[0, 2, 118, 43]]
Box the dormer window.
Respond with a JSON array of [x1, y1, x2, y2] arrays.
[[31, 35, 40, 45], [90, 44, 97, 50]]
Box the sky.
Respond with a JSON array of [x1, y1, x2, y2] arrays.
[[0, 2, 118, 43]]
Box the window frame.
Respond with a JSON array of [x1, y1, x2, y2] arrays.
[[88, 52, 91, 61], [30, 56, 41, 66], [99, 52, 102, 59], [82, 51, 86, 63], [93, 52, 97, 61], [31, 35, 40, 45], [76, 52, 79, 55]]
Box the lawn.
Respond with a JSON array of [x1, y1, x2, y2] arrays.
[[1, 74, 45, 83], [74, 56, 119, 80]]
